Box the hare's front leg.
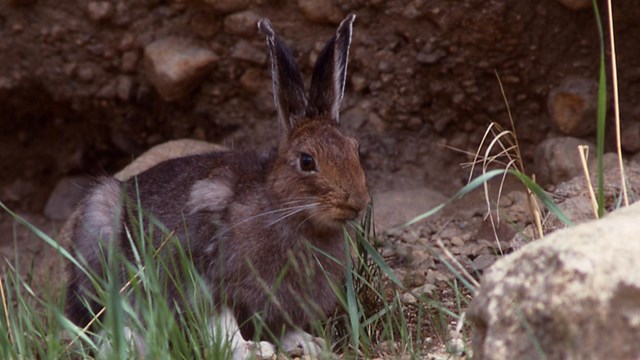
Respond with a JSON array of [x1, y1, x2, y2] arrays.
[[208, 307, 275, 360], [281, 329, 327, 357]]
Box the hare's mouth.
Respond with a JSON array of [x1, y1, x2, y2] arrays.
[[333, 205, 360, 221]]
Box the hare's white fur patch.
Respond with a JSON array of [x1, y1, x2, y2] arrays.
[[187, 179, 233, 214], [95, 326, 146, 359], [80, 178, 122, 244], [282, 329, 326, 356], [208, 307, 275, 360]]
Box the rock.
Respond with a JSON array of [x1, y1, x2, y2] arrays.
[[224, 10, 261, 37], [471, 254, 495, 271], [412, 283, 436, 297], [402, 292, 418, 305], [620, 121, 640, 152], [120, 51, 139, 73], [239, 68, 264, 93], [87, 1, 114, 22], [341, 106, 368, 130], [547, 77, 598, 136], [535, 136, 595, 185], [469, 201, 640, 360], [373, 188, 448, 231], [44, 176, 94, 220], [417, 44, 446, 65], [190, 13, 219, 39], [77, 65, 95, 82], [403, 270, 426, 288], [297, 0, 344, 24], [200, 0, 250, 14], [116, 75, 134, 101], [144, 37, 219, 101], [555, 0, 592, 11], [230, 40, 266, 65]]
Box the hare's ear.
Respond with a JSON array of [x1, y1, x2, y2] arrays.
[[307, 14, 355, 124], [258, 19, 308, 133]]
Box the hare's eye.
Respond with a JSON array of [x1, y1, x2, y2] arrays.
[[299, 153, 317, 172]]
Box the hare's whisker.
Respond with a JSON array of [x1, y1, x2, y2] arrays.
[[266, 204, 319, 227], [296, 205, 330, 230], [219, 203, 321, 236]]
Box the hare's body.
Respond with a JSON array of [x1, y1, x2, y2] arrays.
[[66, 14, 368, 357]]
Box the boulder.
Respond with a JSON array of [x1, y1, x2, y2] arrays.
[[469, 201, 640, 359]]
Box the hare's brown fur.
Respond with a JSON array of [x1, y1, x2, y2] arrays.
[[66, 14, 368, 342]]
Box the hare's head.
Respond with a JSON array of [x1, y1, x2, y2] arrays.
[[258, 15, 370, 229]]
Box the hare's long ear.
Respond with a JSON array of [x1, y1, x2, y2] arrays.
[[307, 14, 355, 124], [258, 19, 308, 133]]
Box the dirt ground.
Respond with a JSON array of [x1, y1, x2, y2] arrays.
[[1, 0, 639, 357]]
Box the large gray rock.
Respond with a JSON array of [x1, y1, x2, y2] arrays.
[[469, 201, 640, 360], [144, 37, 219, 101]]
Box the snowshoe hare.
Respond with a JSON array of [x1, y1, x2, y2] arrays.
[[65, 14, 369, 359]]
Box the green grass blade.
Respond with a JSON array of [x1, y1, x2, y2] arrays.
[[404, 169, 505, 226], [0, 201, 92, 279], [343, 228, 360, 353], [507, 170, 572, 226], [358, 236, 402, 288], [592, 0, 607, 217]]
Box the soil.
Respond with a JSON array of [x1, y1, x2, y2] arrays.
[[1, 0, 639, 357]]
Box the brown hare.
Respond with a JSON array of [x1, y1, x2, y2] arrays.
[[65, 14, 369, 359]]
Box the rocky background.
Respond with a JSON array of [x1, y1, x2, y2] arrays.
[[2, 0, 640, 357], [2, 0, 640, 216]]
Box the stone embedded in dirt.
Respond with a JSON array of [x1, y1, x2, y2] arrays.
[[87, 2, 114, 23], [401, 292, 418, 305], [470, 254, 495, 271], [469, 201, 640, 359], [116, 75, 134, 101], [144, 37, 219, 101], [44, 176, 94, 220], [199, 0, 250, 14], [621, 121, 640, 152], [230, 40, 267, 65], [417, 44, 447, 65], [341, 106, 368, 131], [412, 283, 436, 297], [534, 136, 595, 185], [120, 51, 139, 73], [297, 0, 344, 24], [547, 77, 598, 136], [555, 0, 592, 11], [224, 10, 261, 37]]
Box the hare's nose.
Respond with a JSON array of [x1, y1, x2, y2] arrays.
[[345, 189, 370, 213]]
